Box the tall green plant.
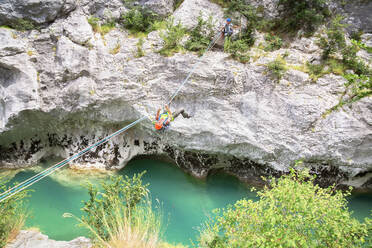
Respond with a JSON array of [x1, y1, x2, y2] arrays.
[[122, 7, 158, 33], [64, 172, 164, 248], [185, 15, 215, 56], [158, 18, 186, 56], [198, 169, 371, 248], [0, 178, 31, 247], [276, 0, 329, 34]]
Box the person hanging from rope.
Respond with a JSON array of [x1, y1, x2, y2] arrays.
[[221, 18, 233, 39], [154, 105, 191, 130]]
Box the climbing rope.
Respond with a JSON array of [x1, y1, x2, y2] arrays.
[[0, 31, 223, 203]]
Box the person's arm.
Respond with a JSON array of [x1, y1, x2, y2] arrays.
[[165, 105, 173, 120], [156, 109, 161, 120]]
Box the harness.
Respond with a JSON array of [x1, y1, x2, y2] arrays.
[[224, 23, 233, 36], [158, 112, 173, 129]]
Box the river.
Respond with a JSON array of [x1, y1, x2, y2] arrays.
[[5, 158, 372, 245]]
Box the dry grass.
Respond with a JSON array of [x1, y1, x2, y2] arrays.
[[110, 43, 121, 55], [6, 213, 27, 243]]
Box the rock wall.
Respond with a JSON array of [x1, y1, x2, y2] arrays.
[[0, 0, 371, 190]]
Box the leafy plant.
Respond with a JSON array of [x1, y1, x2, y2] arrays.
[[0, 178, 31, 247], [319, 15, 347, 60], [122, 7, 158, 33], [198, 169, 371, 248], [275, 0, 330, 34], [64, 172, 165, 247], [185, 15, 215, 56], [224, 37, 250, 63], [8, 19, 35, 31], [267, 56, 287, 81], [263, 33, 282, 52], [158, 18, 186, 56]]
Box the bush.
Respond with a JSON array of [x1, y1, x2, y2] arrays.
[[224, 37, 250, 63], [122, 7, 158, 33], [65, 172, 164, 247], [276, 0, 329, 34], [185, 15, 215, 56], [319, 15, 347, 60], [158, 18, 186, 56], [8, 19, 35, 31], [0, 178, 31, 247], [342, 73, 372, 104], [263, 33, 282, 52], [267, 57, 287, 81], [198, 169, 371, 248]]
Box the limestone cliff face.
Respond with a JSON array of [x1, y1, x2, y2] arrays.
[[0, 0, 371, 189]]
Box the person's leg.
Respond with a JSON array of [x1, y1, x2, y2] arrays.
[[173, 109, 191, 119]]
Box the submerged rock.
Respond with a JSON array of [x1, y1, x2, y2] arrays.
[[6, 230, 91, 248]]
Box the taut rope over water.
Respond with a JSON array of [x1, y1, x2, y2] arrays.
[[0, 32, 222, 203]]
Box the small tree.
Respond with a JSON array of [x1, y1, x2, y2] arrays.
[[0, 178, 31, 247], [198, 169, 371, 248], [158, 18, 186, 56]]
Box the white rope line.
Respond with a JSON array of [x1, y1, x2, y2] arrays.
[[0, 32, 223, 203]]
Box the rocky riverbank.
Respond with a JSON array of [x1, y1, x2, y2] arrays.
[[0, 0, 371, 191]]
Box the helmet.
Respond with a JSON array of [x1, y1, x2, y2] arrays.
[[226, 18, 231, 22], [155, 122, 163, 130]]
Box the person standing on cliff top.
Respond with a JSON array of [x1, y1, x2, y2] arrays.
[[221, 18, 234, 39], [154, 105, 191, 131]]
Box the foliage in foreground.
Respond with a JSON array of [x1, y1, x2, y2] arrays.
[[198, 169, 371, 248], [64, 172, 169, 248], [0, 178, 30, 247]]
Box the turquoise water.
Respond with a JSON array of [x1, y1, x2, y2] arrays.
[[6, 158, 372, 245]]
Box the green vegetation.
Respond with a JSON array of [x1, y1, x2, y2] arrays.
[[7, 19, 35, 31], [198, 169, 371, 248], [326, 73, 372, 115], [224, 37, 250, 63], [158, 18, 186, 56], [185, 16, 214, 56], [317, 15, 371, 112], [263, 33, 282, 52], [87, 16, 115, 36], [135, 38, 145, 57], [174, 0, 185, 10], [0, 178, 31, 247], [319, 15, 346, 60], [266, 56, 287, 81], [122, 7, 158, 33], [275, 0, 330, 35], [65, 172, 165, 247]]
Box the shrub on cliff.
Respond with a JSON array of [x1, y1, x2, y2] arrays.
[[158, 18, 186, 56], [64, 172, 166, 248], [0, 177, 30, 247], [198, 169, 371, 248], [275, 0, 330, 34], [122, 7, 158, 33], [185, 15, 215, 56]]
